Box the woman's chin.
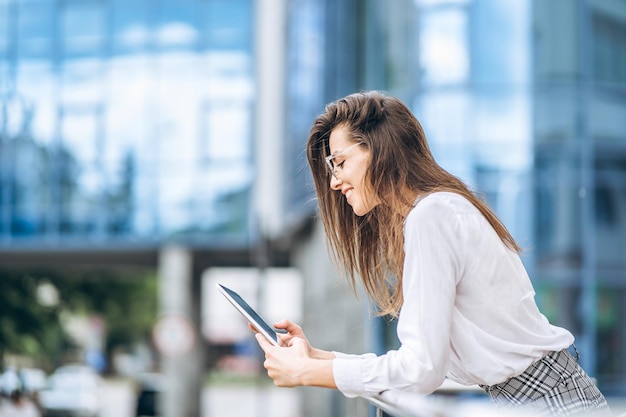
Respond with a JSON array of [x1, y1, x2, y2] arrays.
[[351, 204, 371, 217]]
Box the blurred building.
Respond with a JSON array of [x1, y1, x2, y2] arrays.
[[0, 0, 257, 245], [1, 0, 625, 416]]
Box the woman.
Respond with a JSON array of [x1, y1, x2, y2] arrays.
[[253, 91, 612, 416]]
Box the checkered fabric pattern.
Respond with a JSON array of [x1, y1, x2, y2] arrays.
[[480, 348, 612, 416]]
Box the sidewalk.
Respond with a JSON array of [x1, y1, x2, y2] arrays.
[[97, 377, 300, 417]]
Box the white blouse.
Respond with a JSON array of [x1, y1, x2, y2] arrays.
[[332, 192, 574, 399]]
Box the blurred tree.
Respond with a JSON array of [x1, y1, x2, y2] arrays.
[[0, 271, 63, 370], [0, 267, 158, 372], [52, 268, 159, 363]]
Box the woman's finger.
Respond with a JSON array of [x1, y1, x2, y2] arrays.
[[255, 332, 273, 352], [275, 320, 303, 335]]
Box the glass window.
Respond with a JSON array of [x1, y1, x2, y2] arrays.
[[414, 0, 470, 5], [590, 90, 626, 145], [17, 1, 55, 60], [535, 156, 583, 267], [61, 1, 106, 57], [0, 3, 10, 59], [133, 172, 159, 237], [200, 0, 253, 50], [1, 0, 255, 245], [158, 0, 196, 28], [15, 61, 56, 145], [111, 0, 149, 55], [533, 1, 579, 81], [471, 0, 530, 85], [155, 22, 199, 51], [153, 52, 200, 160], [106, 57, 147, 146], [61, 58, 104, 104], [472, 89, 532, 170], [593, 11, 626, 84], [418, 6, 469, 86], [60, 110, 101, 194], [285, 0, 325, 215], [203, 99, 251, 162], [534, 86, 580, 144], [13, 141, 47, 236], [414, 90, 473, 181], [595, 158, 626, 269]]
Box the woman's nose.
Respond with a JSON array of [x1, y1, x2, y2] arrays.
[[330, 174, 342, 190]]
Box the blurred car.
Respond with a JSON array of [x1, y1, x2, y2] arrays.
[[134, 373, 164, 417], [19, 367, 48, 396], [1, 366, 22, 397], [38, 364, 102, 417]]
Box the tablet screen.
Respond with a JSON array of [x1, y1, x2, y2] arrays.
[[216, 283, 279, 345]]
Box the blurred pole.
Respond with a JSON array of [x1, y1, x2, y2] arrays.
[[253, 0, 287, 240], [157, 246, 204, 417], [254, 0, 288, 416], [577, 0, 597, 377]]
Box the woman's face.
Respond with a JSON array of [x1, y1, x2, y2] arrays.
[[328, 126, 378, 216]]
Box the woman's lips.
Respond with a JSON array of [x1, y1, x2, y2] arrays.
[[345, 189, 353, 203]]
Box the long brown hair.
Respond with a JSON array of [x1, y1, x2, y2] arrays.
[[306, 91, 520, 317]]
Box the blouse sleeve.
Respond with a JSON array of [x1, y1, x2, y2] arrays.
[[333, 197, 462, 398]]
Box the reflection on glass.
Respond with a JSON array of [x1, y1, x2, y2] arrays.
[[0, 0, 254, 244], [419, 7, 468, 86]]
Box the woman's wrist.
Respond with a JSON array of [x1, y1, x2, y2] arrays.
[[299, 357, 336, 388], [310, 347, 336, 360]]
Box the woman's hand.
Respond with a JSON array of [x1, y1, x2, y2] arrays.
[[249, 320, 334, 359], [273, 319, 309, 347], [251, 320, 337, 389], [255, 333, 311, 387]]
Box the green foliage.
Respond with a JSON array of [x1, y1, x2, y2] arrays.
[[0, 271, 63, 368], [0, 267, 158, 370]]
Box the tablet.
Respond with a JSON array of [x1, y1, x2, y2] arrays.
[[216, 283, 281, 346]]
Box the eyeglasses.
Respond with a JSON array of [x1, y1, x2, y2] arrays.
[[325, 142, 364, 178]]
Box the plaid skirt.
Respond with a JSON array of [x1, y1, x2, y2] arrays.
[[480, 348, 612, 416]]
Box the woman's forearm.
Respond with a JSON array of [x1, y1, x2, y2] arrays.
[[300, 357, 337, 389], [310, 347, 336, 360]]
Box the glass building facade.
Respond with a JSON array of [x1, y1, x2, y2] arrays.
[[531, 0, 626, 393], [1, 0, 626, 400], [347, 0, 626, 395], [0, 0, 255, 247]]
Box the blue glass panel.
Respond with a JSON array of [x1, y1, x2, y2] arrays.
[[593, 11, 626, 84], [285, 0, 326, 218], [0, 3, 10, 59], [14, 61, 56, 145], [111, 0, 149, 54], [159, 0, 196, 25], [471, 0, 530, 85], [200, 0, 252, 50], [155, 0, 199, 51], [17, 1, 55, 59], [1, 0, 256, 245], [418, 7, 469, 86], [61, 1, 106, 57]]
